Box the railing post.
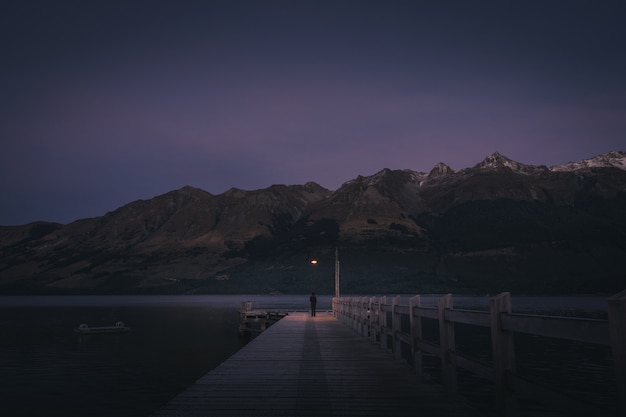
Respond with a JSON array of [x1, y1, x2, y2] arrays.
[[361, 296, 368, 336], [339, 297, 344, 319], [608, 289, 626, 416], [409, 295, 423, 377], [338, 297, 344, 320], [356, 297, 360, 334], [356, 297, 363, 334], [438, 294, 457, 396], [346, 297, 351, 325], [379, 296, 387, 350], [490, 292, 518, 417], [392, 295, 401, 360], [370, 296, 377, 343], [356, 297, 360, 326], [347, 297, 353, 327], [367, 296, 373, 338], [354, 297, 359, 332]]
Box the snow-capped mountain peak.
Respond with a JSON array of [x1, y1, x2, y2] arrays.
[[474, 152, 546, 175], [550, 151, 626, 172]]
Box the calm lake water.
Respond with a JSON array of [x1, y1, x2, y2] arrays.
[[0, 294, 617, 416]]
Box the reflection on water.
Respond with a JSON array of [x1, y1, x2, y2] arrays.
[[0, 294, 617, 416], [1, 301, 236, 416], [0, 295, 331, 417]]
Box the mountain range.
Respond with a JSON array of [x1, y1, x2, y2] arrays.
[[1, 151, 625, 295]]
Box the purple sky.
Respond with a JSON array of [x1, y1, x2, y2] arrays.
[[2, 1, 626, 225]]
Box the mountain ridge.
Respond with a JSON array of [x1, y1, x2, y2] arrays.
[[1, 151, 625, 295]]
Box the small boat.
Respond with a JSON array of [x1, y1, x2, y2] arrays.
[[74, 321, 131, 334]]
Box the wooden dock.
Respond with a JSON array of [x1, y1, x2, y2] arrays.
[[151, 311, 479, 417], [238, 300, 288, 337]]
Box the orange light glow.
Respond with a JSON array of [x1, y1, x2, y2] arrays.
[[310, 260, 318, 264]]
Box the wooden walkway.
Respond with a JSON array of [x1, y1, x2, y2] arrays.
[[151, 312, 480, 417]]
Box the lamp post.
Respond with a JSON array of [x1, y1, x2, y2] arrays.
[[334, 247, 340, 298], [310, 247, 340, 298]]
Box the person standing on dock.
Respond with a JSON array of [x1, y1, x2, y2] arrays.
[[309, 292, 317, 317]]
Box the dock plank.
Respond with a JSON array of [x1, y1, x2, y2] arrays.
[[151, 312, 480, 416]]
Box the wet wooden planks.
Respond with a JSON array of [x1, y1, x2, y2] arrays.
[[151, 312, 480, 417]]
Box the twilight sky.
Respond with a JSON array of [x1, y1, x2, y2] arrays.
[[2, 1, 626, 225]]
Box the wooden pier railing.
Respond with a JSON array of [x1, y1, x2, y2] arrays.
[[332, 290, 626, 417]]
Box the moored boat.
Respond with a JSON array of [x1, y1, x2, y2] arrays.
[[74, 321, 131, 334]]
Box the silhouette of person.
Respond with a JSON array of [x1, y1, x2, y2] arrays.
[[309, 292, 317, 317]]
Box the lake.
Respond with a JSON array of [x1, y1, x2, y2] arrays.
[[0, 294, 617, 416]]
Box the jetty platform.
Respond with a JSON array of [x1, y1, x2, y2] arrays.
[[151, 311, 479, 417]]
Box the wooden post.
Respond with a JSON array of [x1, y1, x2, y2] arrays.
[[379, 296, 387, 350], [370, 297, 378, 343], [608, 289, 626, 416], [438, 294, 457, 395], [353, 297, 358, 330], [350, 297, 359, 331], [361, 296, 368, 336], [356, 297, 361, 334], [354, 297, 359, 332], [409, 295, 423, 377], [367, 296, 373, 339], [392, 295, 401, 360], [337, 297, 343, 320], [490, 292, 518, 417], [354, 297, 360, 333], [347, 297, 353, 328], [346, 297, 351, 326]]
